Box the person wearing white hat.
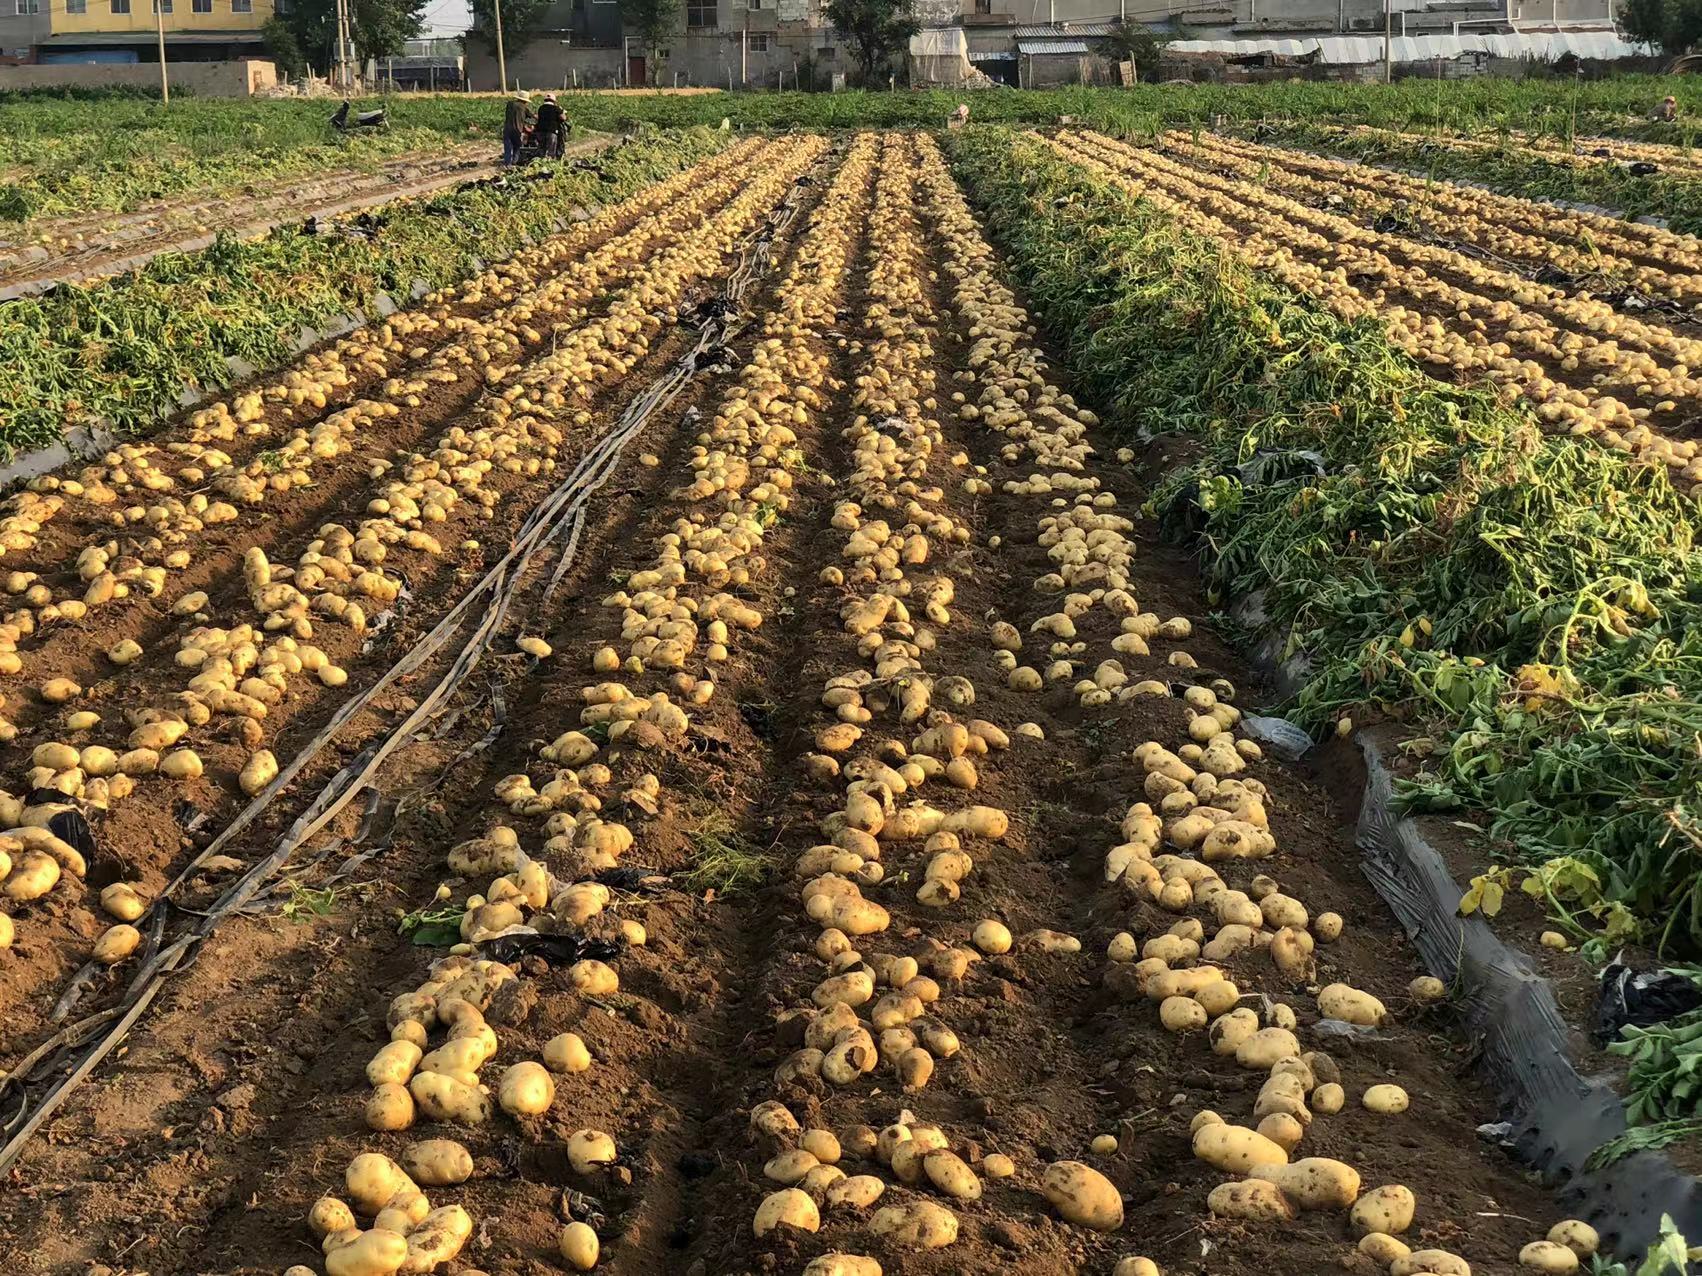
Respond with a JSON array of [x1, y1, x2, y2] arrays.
[[503, 90, 534, 166]]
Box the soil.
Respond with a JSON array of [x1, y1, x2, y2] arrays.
[[0, 130, 1611, 1276]]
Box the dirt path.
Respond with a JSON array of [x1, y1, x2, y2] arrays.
[[0, 130, 1592, 1276]]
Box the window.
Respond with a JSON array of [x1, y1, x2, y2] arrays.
[[974, 0, 990, 11], [153, 0, 170, 11], [231, 0, 251, 10], [111, 0, 130, 14], [747, 31, 769, 50], [193, 0, 211, 11], [65, 0, 85, 12], [14, 0, 38, 15], [685, 0, 714, 26]]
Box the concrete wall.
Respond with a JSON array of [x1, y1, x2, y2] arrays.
[[0, 57, 274, 93], [470, 26, 838, 90], [0, 9, 50, 62]]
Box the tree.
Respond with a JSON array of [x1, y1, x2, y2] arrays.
[[280, 0, 429, 74], [467, 0, 553, 62], [262, 15, 307, 77], [1103, 20, 1162, 81], [618, 0, 682, 68], [1622, 0, 1702, 52], [823, 0, 917, 86]]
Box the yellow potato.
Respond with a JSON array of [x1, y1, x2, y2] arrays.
[[400, 1205, 472, 1274], [804, 1256, 882, 1276], [868, 1199, 959, 1248], [1192, 1123, 1288, 1173], [753, 1188, 820, 1237], [1520, 1241, 1580, 1273], [1351, 1185, 1416, 1235], [544, 1032, 592, 1073], [1548, 1220, 1599, 1258], [1207, 1179, 1294, 1222], [559, 1221, 600, 1270], [325, 1228, 408, 1276], [1040, 1160, 1124, 1230], [498, 1061, 556, 1117], [364, 1084, 415, 1132], [1248, 1157, 1362, 1210], [1362, 1084, 1410, 1115], [343, 1153, 416, 1215], [401, 1138, 473, 1186]]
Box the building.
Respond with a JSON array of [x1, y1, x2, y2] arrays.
[[464, 0, 842, 91], [907, 0, 1625, 86], [0, 0, 274, 65], [382, 35, 465, 89]]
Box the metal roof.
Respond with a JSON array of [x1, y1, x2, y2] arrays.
[[1018, 38, 1092, 54], [41, 29, 263, 43], [1164, 28, 1643, 62], [968, 49, 1019, 61], [1013, 22, 1119, 37]]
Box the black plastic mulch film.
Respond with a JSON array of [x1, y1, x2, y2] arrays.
[[1356, 739, 1702, 1258]]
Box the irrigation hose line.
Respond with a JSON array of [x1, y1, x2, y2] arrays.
[[0, 154, 828, 1178]]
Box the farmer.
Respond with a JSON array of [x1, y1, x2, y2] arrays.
[[1652, 94, 1678, 122], [535, 92, 567, 159], [503, 90, 534, 166]]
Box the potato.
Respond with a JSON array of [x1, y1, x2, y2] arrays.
[[160, 749, 204, 780], [1209, 1007, 1259, 1056], [366, 1083, 416, 1132], [1409, 975, 1447, 1002], [408, 1071, 491, 1125], [753, 1187, 820, 1237], [367, 1040, 423, 1088], [802, 1128, 841, 1164], [1351, 1185, 1415, 1235], [826, 1174, 887, 1209], [326, 1228, 408, 1276], [1195, 979, 1239, 1016], [567, 1128, 617, 1173], [1362, 1084, 1410, 1115], [972, 918, 1012, 954], [1192, 1123, 1287, 1173], [5, 850, 59, 900], [1207, 1179, 1294, 1222], [1159, 995, 1208, 1032], [766, 1148, 820, 1185], [401, 1138, 473, 1186], [923, 1149, 981, 1201], [1548, 1220, 1599, 1257], [239, 749, 278, 796], [1256, 1112, 1305, 1153], [309, 1197, 358, 1237], [1041, 1160, 1124, 1231], [1248, 1158, 1361, 1210], [498, 1061, 556, 1117], [868, 1199, 959, 1248], [1360, 1233, 1413, 1266], [1392, 1250, 1470, 1276], [544, 1032, 592, 1074], [1113, 1262, 1159, 1276], [1234, 1027, 1300, 1070], [344, 1153, 417, 1216], [92, 923, 141, 965], [1520, 1241, 1580, 1273], [804, 1256, 882, 1276], [559, 1221, 600, 1271], [569, 959, 619, 996], [401, 1205, 472, 1273], [1318, 982, 1387, 1027]]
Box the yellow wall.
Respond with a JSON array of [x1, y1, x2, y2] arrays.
[[53, 0, 273, 35]]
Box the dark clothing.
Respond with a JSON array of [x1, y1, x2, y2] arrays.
[[503, 99, 533, 134], [535, 101, 565, 134], [502, 128, 523, 165]]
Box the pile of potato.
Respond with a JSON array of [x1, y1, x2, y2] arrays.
[[0, 144, 819, 955], [1056, 131, 1702, 490], [1177, 130, 1702, 311]]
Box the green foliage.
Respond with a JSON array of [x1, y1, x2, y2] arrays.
[[821, 0, 918, 85], [467, 0, 553, 63], [619, 0, 684, 61], [262, 17, 309, 78], [1609, 967, 1702, 1123], [945, 125, 1702, 956], [1620, 0, 1702, 54], [277, 0, 430, 70], [1103, 21, 1164, 81], [0, 129, 724, 459]]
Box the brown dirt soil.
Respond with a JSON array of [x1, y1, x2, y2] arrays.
[[0, 131, 1590, 1276]]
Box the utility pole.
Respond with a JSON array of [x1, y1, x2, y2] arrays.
[[1382, 0, 1392, 82], [154, 0, 169, 104], [493, 0, 509, 93], [741, 21, 747, 86]]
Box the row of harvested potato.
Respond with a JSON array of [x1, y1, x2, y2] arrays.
[[291, 133, 856, 1276], [0, 141, 817, 958], [1052, 130, 1702, 489], [1175, 130, 1702, 309], [0, 139, 766, 757]]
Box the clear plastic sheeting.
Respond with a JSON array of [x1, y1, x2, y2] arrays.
[[1165, 29, 1644, 63], [909, 27, 972, 86], [1355, 735, 1702, 1260]]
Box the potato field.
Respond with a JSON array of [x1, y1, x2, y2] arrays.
[[0, 86, 1698, 1276]]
